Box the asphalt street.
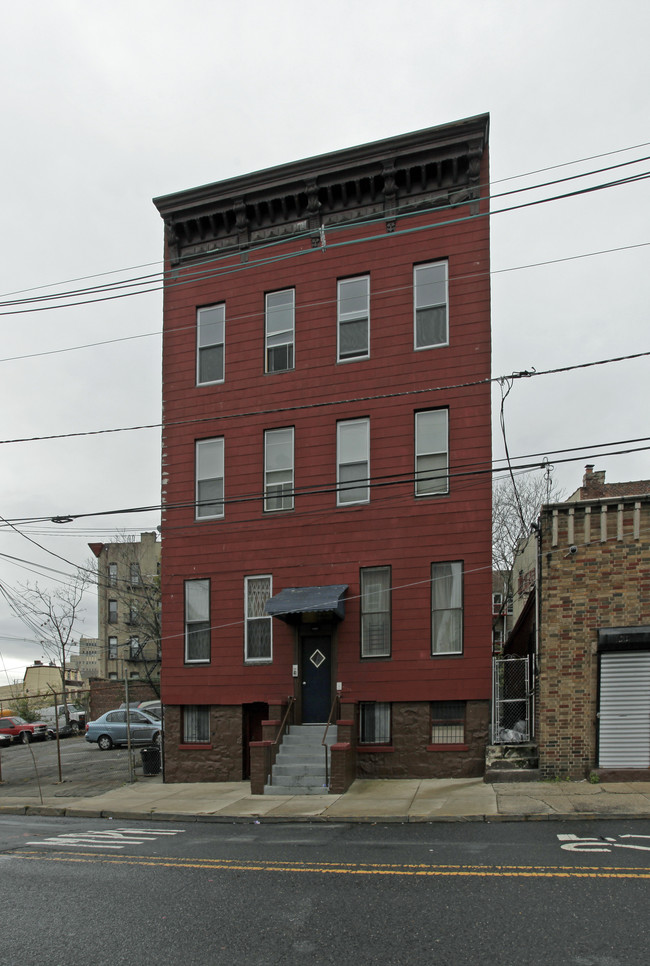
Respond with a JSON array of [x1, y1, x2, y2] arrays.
[[1, 815, 648, 966]]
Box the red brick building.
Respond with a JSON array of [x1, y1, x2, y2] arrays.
[[153, 114, 492, 787]]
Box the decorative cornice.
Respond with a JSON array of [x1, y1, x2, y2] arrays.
[[153, 114, 489, 264]]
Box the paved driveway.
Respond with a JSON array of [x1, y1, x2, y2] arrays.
[[0, 734, 139, 798]]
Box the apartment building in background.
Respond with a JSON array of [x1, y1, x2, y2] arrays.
[[153, 114, 492, 787], [88, 532, 161, 687]]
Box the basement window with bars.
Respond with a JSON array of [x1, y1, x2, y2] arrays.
[[358, 702, 391, 745], [430, 701, 465, 744], [182, 706, 210, 744]]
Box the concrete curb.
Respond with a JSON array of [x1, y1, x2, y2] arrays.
[[1, 803, 649, 823]]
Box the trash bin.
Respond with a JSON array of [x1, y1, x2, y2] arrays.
[[140, 745, 161, 776]]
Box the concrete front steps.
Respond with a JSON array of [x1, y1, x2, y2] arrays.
[[264, 723, 337, 795], [484, 742, 541, 782]]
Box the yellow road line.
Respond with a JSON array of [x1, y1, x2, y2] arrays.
[[13, 851, 650, 879]]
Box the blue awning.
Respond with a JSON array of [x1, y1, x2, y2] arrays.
[[265, 584, 348, 621]]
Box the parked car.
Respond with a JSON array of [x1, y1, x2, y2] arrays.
[[137, 701, 162, 719], [34, 703, 86, 733], [0, 732, 12, 748], [85, 709, 162, 751], [0, 716, 50, 744]]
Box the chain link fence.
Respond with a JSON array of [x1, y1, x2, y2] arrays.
[[0, 680, 162, 797], [491, 656, 531, 743]]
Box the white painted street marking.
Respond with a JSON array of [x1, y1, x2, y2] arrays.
[[558, 833, 650, 853], [25, 827, 185, 850]]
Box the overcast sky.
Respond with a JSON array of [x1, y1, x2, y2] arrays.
[[1, 0, 648, 685]]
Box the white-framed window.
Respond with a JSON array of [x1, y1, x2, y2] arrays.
[[108, 672, 118, 680], [183, 706, 210, 744], [197, 303, 225, 385], [431, 561, 463, 655], [414, 260, 448, 349], [337, 276, 369, 361], [128, 603, 139, 625], [108, 563, 117, 587], [359, 702, 391, 744], [129, 671, 140, 680], [492, 592, 514, 616], [129, 636, 141, 660], [129, 563, 140, 586], [185, 579, 211, 664], [431, 701, 465, 743], [337, 418, 370, 506], [196, 438, 224, 519], [493, 627, 504, 645], [245, 576, 272, 662], [108, 636, 118, 660], [360, 566, 391, 658], [265, 289, 294, 373], [108, 599, 118, 623], [264, 427, 294, 512], [415, 409, 448, 496]]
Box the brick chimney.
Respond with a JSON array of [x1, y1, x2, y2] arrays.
[[582, 465, 606, 493]]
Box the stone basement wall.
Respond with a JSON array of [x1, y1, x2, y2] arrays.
[[355, 700, 489, 779], [163, 705, 243, 782], [537, 498, 650, 780]]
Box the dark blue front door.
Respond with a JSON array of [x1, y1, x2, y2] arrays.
[[301, 635, 331, 722]]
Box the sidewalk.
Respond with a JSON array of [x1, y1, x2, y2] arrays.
[[2, 776, 650, 823]]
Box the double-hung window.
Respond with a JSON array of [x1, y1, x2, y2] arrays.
[[129, 636, 141, 660], [245, 576, 272, 662], [183, 706, 210, 744], [414, 260, 448, 349], [108, 600, 118, 623], [337, 418, 369, 506], [359, 702, 391, 744], [108, 563, 117, 587], [196, 438, 224, 519], [185, 579, 211, 663], [338, 276, 369, 361], [108, 636, 118, 660], [431, 701, 465, 743], [265, 289, 294, 373], [415, 410, 448, 496], [431, 561, 463, 655], [264, 428, 294, 512], [360, 566, 391, 658], [197, 304, 225, 385]]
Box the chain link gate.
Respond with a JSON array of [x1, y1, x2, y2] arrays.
[[491, 656, 532, 743]]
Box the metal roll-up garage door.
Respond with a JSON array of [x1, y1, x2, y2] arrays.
[[598, 651, 650, 768]]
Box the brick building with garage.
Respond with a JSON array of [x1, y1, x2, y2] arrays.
[[507, 465, 650, 780]]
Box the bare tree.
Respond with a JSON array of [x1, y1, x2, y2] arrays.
[[13, 572, 92, 725], [493, 470, 564, 580]]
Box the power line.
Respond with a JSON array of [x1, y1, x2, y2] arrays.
[[4, 138, 648, 303], [1, 346, 649, 446], [2, 438, 649, 530], [1, 159, 649, 320]]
